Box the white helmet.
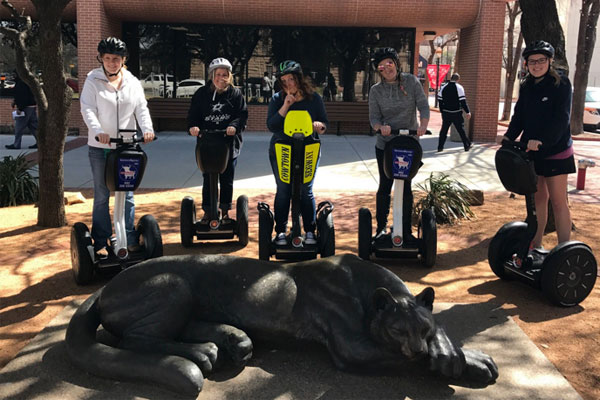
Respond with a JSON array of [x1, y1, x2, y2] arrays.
[[208, 57, 232, 75]]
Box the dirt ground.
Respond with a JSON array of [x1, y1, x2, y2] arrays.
[[0, 188, 598, 400]]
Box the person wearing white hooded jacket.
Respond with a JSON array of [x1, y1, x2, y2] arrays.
[[80, 37, 155, 256]]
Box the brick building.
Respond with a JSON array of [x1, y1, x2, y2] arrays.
[[1, 0, 506, 141]]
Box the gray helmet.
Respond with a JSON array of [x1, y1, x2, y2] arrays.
[[97, 37, 128, 57], [371, 47, 399, 69], [522, 40, 555, 59], [277, 60, 303, 77]]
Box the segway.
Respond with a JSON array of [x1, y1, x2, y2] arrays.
[[488, 139, 597, 306], [180, 129, 248, 247], [358, 129, 437, 267], [70, 130, 163, 285], [257, 110, 335, 261]]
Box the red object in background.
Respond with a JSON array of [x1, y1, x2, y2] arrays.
[[426, 64, 450, 89], [577, 167, 587, 190], [66, 77, 79, 93]]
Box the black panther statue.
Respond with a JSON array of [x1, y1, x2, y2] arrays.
[[65, 254, 498, 395]]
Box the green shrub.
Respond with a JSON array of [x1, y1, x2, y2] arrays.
[[0, 154, 39, 207], [414, 172, 474, 225]]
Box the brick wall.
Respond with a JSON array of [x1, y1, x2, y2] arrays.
[[455, 0, 506, 142]]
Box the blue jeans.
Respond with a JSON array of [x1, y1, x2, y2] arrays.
[[269, 148, 317, 234], [202, 157, 237, 213], [12, 106, 38, 148], [89, 146, 136, 251]]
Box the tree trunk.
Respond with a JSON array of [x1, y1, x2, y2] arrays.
[[519, 0, 568, 73], [571, 0, 600, 136], [502, 2, 523, 121], [33, 0, 72, 227]]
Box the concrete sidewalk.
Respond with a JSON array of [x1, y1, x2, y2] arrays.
[[0, 300, 582, 400], [2, 110, 599, 200]]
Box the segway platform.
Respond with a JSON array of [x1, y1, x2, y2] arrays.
[[257, 110, 335, 261], [488, 139, 597, 306], [358, 131, 437, 267]]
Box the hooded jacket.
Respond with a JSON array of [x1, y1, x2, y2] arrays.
[[80, 67, 154, 149], [505, 73, 572, 158], [187, 82, 247, 159]]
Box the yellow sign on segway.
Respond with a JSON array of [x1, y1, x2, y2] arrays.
[[275, 143, 292, 184], [284, 110, 313, 137]]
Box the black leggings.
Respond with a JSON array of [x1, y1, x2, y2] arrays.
[[375, 147, 413, 236]]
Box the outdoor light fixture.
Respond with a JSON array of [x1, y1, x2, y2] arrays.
[[423, 31, 436, 41]]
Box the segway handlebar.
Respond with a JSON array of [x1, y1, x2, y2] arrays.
[[95, 129, 157, 144], [500, 137, 542, 152], [198, 129, 229, 136], [376, 129, 432, 136]]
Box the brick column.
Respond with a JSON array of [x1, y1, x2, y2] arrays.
[[75, 0, 121, 135], [455, 0, 505, 142]]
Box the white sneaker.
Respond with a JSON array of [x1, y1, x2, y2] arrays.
[[304, 232, 317, 245], [275, 232, 287, 245]]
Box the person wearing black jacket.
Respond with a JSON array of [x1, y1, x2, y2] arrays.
[[499, 40, 575, 253], [187, 57, 248, 221], [6, 71, 38, 150], [437, 73, 471, 152]]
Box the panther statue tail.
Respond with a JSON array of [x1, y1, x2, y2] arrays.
[[65, 289, 204, 396]]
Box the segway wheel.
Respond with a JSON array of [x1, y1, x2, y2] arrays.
[[236, 195, 249, 246], [541, 242, 597, 307], [358, 207, 372, 260], [70, 222, 94, 285], [180, 196, 196, 247], [419, 208, 437, 268], [319, 212, 336, 258], [258, 206, 273, 261], [488, 222, 528, 280], [138, 214, 163, 259]]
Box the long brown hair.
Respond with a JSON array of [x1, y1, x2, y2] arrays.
[[279, 73, 314, 99]]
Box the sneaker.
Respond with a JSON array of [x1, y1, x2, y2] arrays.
[[275, 232, 287, 245], [127, 244, 142, 252], [464, 143, 473, 152], [95, 247, 109, 259], [5, 144, 19, 149], [304, 232, 317, 245], [28, 144, 38, 149]]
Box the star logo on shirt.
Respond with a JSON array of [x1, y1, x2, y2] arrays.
[[211, 102, 225, 113]]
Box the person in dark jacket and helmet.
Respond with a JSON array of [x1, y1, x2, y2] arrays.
[[499, 40, 575, 253], [368, 47, 430, 242], [266, 60, 328, 246], [187, 57, 248, 222]]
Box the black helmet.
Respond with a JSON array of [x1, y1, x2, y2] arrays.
[[97, 37, 128, 57], [522, 40, 555, 60], [277, 60, 302, 77], [371, 47, 399, 69]]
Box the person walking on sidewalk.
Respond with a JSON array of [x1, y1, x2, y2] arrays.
[[437, 73, 472, 152], [368, 47, 430, 241], [5, 70, 38, 150], [187, 57, 248, 222], [499, 40, 575, 255]]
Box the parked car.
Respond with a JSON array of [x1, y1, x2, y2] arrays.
[[142, 73, 174, 97], [175, 79, 205, 97], [584, 86, 600, 131]]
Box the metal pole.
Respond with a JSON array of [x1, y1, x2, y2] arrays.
[[434, 57, 440, 108]]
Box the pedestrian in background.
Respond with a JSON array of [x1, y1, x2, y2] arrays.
[[5, 70, 38, 150], [437, 73, 472, 152]]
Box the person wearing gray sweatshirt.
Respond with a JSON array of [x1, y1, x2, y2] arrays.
[[368, 47, 430, 240]]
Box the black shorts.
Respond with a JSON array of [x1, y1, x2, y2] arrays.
[[534, 155, 576, 177]]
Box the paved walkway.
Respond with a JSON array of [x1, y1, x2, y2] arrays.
[[1, 109, 599, 201]]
